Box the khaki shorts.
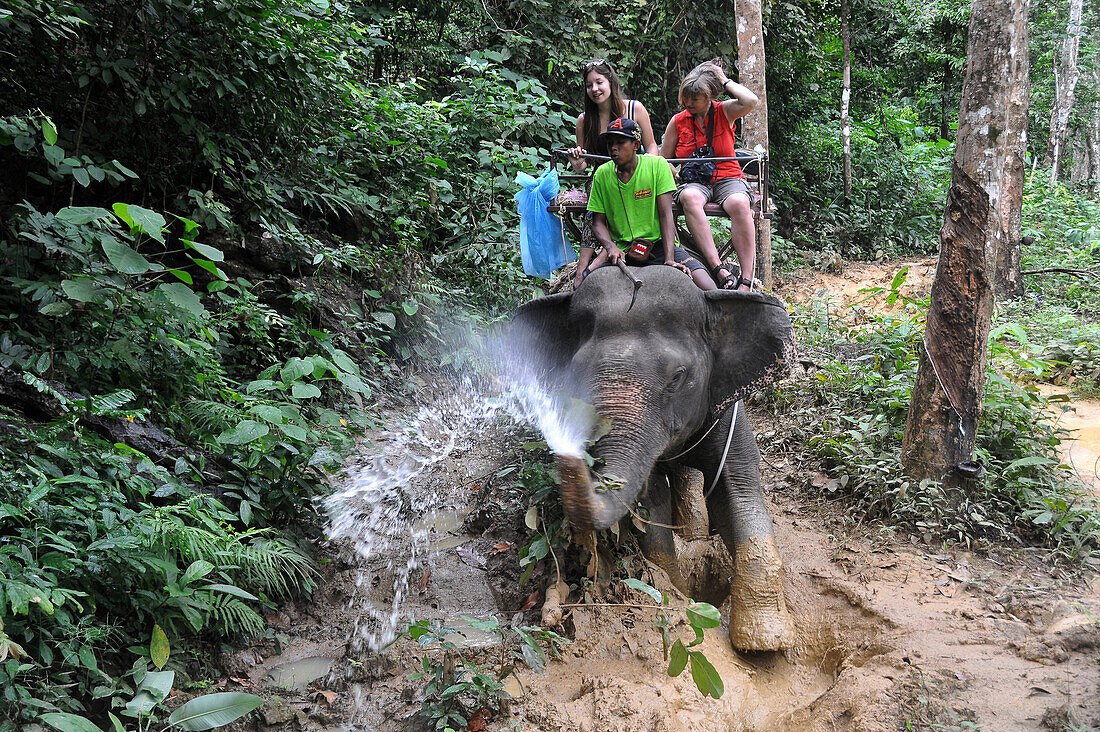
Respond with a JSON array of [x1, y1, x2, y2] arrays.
[[673, 176, 757, 208]]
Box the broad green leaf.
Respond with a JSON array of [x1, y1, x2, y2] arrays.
[[182, 560, 215, 585], [108, 712, 125, 732], [688, 651, 724, 698], [217, 420, 269, 445], [168, 268, 193, 284], [402, 299, 419, 316], [248, 404, 285, 423], [165, 692, 264, 730], [56, 206, 113, 225], [667, 639, 688, 676], [372, 311, 396, 329], [182, 239, 224, 261], [622, 578, 662, 604], [191, 256, 227, 280], [102, 238, 156, 275], [889, 265, 910, 290], [280, 358, 313, 383], [111, 160, 138, 178], [1006, 455, 1055, 471], [686, 602, 721, 629], [72, 167, 90, 187], [174, 215, 200, 235], [150, 625, 170, 670], [337, 372, 372, 396], [40, 301, 72, 316], [276, 422, 308, 441], [329, 349, 360, 376], [113, 203, 166, 243], [61, 278, 107, 303], [156, 282, 206, 319], [44, 144, 65, 166], [42, 117, 58, 145], [38, 713, 102, 732], [291, 382, 322, 399], [125, 669, 175, 715], [203, 583, 259, 601]]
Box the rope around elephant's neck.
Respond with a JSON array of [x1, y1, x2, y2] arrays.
[[707, 401, 740, 499], [660, 401, 739, 465]]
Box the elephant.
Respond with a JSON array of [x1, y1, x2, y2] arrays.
[[507, 264, 797, 651]]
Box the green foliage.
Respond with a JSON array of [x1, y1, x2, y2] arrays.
[[38, 663, 264, 732], [1020, 174, 1100, 316], [778, 289, 1100, 558], [0, 412, 314, 727], [773, 107, 952, 260], [622, 579, 724, 699], [402, 616, 568, 730]]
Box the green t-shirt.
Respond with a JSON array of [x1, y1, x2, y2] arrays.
[[587, 154, 676, 250]]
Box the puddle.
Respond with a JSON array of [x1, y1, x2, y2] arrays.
[[263, 655, 337, 691], [414, 507, 472, 551], [443, 615, 503, 650], [1039, 387, 1100, 494]]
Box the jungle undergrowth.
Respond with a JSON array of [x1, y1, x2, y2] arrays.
[[771, 269, 1100, 561]]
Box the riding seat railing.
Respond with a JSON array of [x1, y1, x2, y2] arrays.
[[546, 147, 772, 263]]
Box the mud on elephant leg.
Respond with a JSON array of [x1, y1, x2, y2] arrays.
[[703, 411, 796, 651], [729, 535, 795, 650]]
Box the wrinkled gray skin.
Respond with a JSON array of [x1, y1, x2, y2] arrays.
[[510, 265, 797, 650]]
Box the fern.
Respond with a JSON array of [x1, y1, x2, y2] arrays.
[[88, 389, 136, 416], [204, 592, 265, 636], [183, 399, 242, 433]]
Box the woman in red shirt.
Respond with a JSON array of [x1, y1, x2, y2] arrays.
[[660, 61, 758, 290]]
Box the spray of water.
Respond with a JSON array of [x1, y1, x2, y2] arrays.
[[324, 342, 591, 652]]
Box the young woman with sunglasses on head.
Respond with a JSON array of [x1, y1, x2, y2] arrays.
[[566, 59, 659, 173]]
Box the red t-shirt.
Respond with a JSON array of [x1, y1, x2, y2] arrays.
[[672, 101, 743, 181]]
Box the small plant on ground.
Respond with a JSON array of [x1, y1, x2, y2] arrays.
[[622, 579, 725, 699], [401, 616, 568, 731]]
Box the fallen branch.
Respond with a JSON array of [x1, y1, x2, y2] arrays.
[[1021, 265, 1100, 278], [0, 366, 229, 483]]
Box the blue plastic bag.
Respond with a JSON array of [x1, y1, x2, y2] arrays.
[[515, 168, 574, 279]]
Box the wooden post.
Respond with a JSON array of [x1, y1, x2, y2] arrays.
[[737, 0, 772, 288], [901, 0, 1030, 495]]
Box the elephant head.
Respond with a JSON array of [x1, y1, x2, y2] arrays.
[[508, 265, 795, 532]]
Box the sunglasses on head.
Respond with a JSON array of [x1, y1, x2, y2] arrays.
[[584, 58, 613, 70]]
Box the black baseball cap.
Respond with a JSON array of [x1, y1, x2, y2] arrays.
[[600, 117, 642, 142]]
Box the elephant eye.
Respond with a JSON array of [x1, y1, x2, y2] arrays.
[[667, 366, 688, 392]]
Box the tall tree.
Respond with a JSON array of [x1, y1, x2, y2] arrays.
[[840, 0, 854, 200], [901, 0, 1030, 492], [737, 0, 773, 288], [1044, 0, 1085, 179]]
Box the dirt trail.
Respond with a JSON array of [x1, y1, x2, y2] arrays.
[[240, 259, 1099, 731]]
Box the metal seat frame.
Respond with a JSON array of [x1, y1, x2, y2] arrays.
[[546, 148, 771, 262]]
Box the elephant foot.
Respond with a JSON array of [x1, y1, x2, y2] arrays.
[[728, 535, 795, 651]]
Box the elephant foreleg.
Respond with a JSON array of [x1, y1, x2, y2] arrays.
[[637, 473, 685, 592], [691, 405, 795, 651]]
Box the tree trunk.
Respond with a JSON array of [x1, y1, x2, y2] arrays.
[[840, 0, 853, 201], [1043, 0, 1085, 180], [993, 7, 1030, 299], [901, 0, 1030, 495], [737, 0, 772, 288]]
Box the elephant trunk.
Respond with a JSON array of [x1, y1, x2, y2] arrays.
[[557, 370, 665, 531]]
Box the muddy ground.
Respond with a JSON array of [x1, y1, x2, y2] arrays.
[[232, 260, 1100, 732]]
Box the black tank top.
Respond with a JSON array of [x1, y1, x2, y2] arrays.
[[590, 100, 637, 157]]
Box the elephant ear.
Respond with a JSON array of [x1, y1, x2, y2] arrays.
[[502, 292, 578, 382], [705, 290, 797, 414]]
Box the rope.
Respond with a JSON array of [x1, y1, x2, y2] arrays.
[[922, 337, 967, 438]]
